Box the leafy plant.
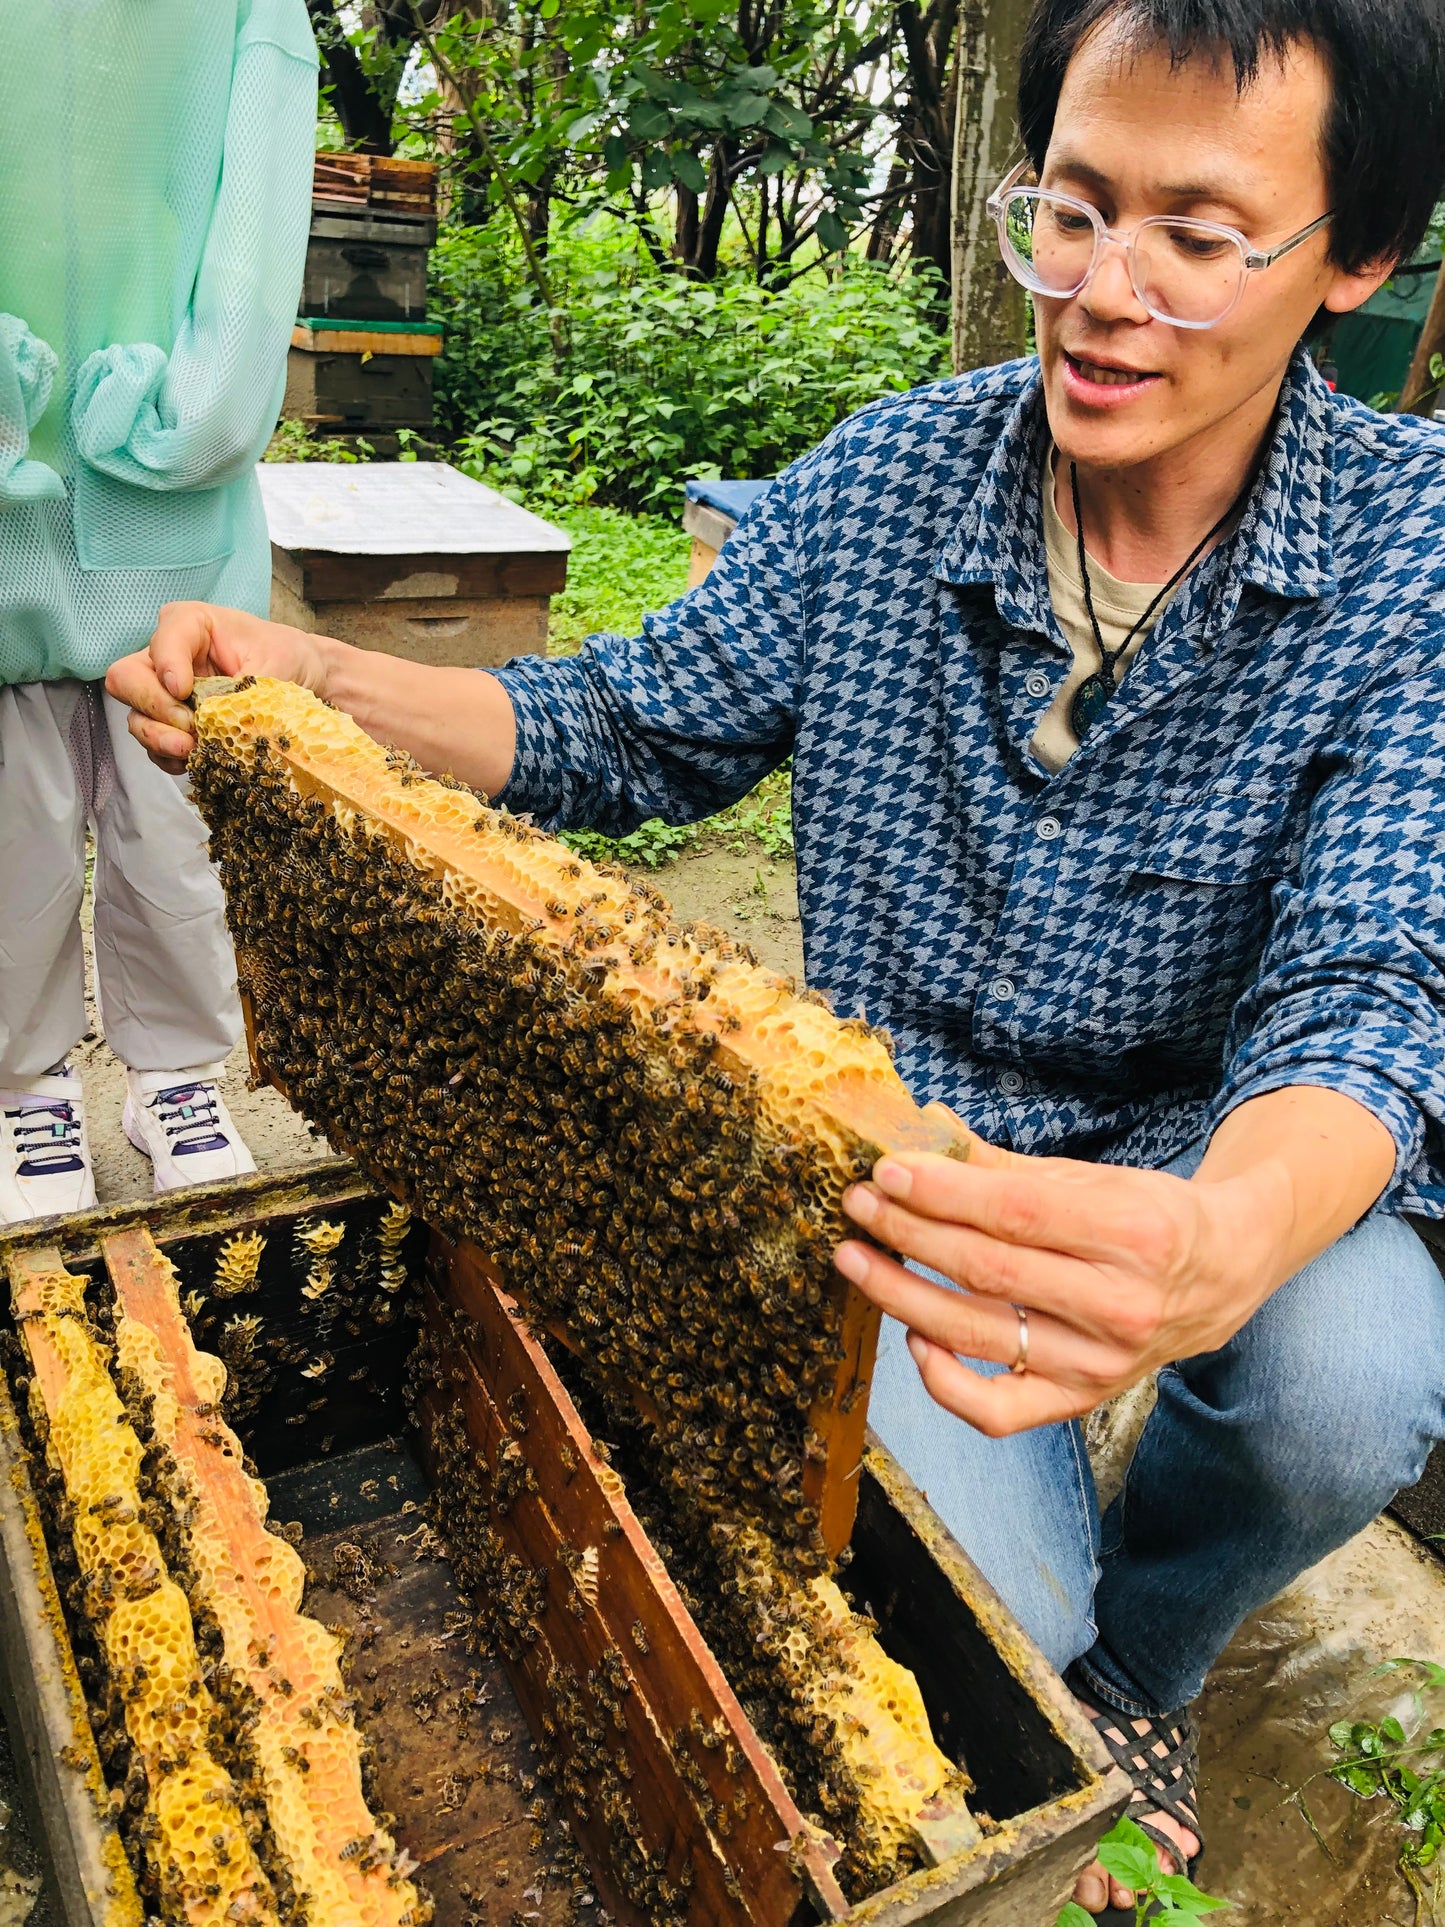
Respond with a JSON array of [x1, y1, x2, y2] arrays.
[[1054, 1816, 1226, 1927], [1292, 1658, 1445, 1924], [559, 817, 701, 869], [263, 419, 376, 464], [545, 504, 693, 655], [437, 211, 947, 512]]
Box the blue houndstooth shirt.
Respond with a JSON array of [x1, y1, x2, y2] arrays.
[[495, 352, 1445, 1215]]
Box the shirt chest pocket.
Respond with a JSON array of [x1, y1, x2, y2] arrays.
[[1070, 789, 1302, 1067], [1129, 788, 1302, 888]]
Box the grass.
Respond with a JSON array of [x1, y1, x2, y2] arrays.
[[547, 506, 693, 657]]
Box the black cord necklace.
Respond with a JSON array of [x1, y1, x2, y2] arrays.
[[1067, 459, 1240, 741]]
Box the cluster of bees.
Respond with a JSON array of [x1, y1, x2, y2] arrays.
[[2, 1204, 437, 1927], [185, 681, 974, 1917], [189, 679, 940, 1570]]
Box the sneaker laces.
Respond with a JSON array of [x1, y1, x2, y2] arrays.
[[151, 1083, 232, 1158], [6, 1092, 85, 1177]]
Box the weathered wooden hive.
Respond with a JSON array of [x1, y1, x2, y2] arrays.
[[0, 681, 1126, 1927]]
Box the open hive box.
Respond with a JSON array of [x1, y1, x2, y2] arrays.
[[0, 678, 1127, 1926], [0, 1171, 1124, 1927]]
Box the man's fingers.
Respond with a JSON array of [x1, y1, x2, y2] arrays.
[[866, 1148, 1189, 1273], [840, 1184, 1107, 1320], [904, 1335, 1095, 1434], [834, 1240, 1124, 1385]]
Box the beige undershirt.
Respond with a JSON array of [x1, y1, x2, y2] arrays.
[[1032, 452, 1175, 773]]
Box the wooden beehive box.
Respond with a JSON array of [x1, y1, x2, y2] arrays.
[[257, 461, 570, 668], [0, 1166, 1126, 1927], [301, 213, 436, 326]]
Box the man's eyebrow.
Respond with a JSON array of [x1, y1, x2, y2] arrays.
[[1047, 154, 1252, 215]]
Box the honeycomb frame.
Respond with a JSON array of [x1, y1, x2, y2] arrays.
[[191, 677, 970, 1564]]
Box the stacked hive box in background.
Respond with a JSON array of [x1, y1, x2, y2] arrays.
[[286, 155, 441, 442]]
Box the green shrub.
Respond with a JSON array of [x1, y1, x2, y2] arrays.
[[432, 212, 949, 513]]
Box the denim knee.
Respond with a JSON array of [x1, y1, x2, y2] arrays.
[[1169, 1206, 1445, 1525]]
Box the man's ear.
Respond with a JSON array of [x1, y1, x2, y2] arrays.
[[1321, 253, 1401, 317]]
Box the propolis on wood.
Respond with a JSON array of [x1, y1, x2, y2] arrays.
[[189, 676, 971, 1567]]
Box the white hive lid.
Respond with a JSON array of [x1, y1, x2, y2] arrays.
[[257, 461, 571, 559]]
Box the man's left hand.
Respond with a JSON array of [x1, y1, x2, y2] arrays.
[[833, 1109, 1293, 1436]]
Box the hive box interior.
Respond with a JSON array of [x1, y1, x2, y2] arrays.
[[0, 1165, 1121, 1927]]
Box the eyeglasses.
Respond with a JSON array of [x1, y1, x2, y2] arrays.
[[987, 159, 1332, 329]]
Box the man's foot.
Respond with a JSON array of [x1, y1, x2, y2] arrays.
[[123, 1070, 257, 1192], [1073, 1697, 1201, 1915], [0, 1063, 97, 1222]]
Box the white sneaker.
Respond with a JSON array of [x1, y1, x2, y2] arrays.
[[122, 1069, 257, 1193], [0, 1063, 98, 1223]]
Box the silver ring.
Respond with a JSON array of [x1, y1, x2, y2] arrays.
[[1010, 1305, 1030, 1375]]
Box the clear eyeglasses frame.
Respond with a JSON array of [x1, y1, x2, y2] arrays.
[[986, 158, 1332, 330]]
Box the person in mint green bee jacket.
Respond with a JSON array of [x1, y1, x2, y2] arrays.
[[0, 0, 318, 1219]]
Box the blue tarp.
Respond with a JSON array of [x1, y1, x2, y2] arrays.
[[685, 477, 773, 523]]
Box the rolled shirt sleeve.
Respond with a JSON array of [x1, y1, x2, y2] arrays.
[[1213, 623, 1445, 1203], [493, 469, 807, 834], [0, 314, 63, 504]]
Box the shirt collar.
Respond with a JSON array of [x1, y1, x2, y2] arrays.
[[934, 347, 1338, 621]]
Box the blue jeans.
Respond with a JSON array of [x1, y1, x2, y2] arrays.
[[869, 1140, 1445, 1718]]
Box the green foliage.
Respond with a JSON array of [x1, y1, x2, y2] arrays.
[[1313, 1659, 1445, 1921], [556, 767, 794, 871], [437, 212, 948, 512], [263, 419, 376, 464], [365, 0, 899, 280], [546, 504, 692, 654], [1054, 1817, 1225, 1927], [559, 817, 702, 869]]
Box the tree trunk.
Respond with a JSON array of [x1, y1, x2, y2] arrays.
[[307, 0, 398, 152], [866, 154, 910, 263], [1398, 259, 1445, 416], [691, 146, 732, 282], [950, 0, 1032, 372], [896, 0, 957, 296], [675, 184, 700, 270]]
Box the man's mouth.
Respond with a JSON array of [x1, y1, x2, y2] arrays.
[[1062, 350, 1160, 390]]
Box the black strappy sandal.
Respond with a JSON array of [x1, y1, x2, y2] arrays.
[[1080, 1700, 1203, 1920]]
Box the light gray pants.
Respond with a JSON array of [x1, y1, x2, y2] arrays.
[[0, 681, 241, 1080]]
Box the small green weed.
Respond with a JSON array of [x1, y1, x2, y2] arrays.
[[1054, 1816, 1226, 1926], [558, 818, 701, 870], [1291, 1657, 1445, 1924]]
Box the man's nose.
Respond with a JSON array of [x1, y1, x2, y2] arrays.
[[1078, 235, 1150, 324]]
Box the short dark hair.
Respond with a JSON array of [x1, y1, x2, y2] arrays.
[[1018, 0, 1445, 273]]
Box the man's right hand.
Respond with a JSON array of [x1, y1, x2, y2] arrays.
[[105, 601, 337, 773]]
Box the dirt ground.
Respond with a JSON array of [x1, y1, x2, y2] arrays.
[[36, 843, 1445, 1926]]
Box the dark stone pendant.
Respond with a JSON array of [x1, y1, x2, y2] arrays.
[[1070, 671, 1114, 740]]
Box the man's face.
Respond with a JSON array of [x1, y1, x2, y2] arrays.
[[1035, 27, 1390, 472]]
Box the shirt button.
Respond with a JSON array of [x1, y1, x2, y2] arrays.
[[1025, 670, 1050, 698], [998, 1069, 1025, 1096], [1036, 814, 1063, 841], [992, 976, 1016, 1001]]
